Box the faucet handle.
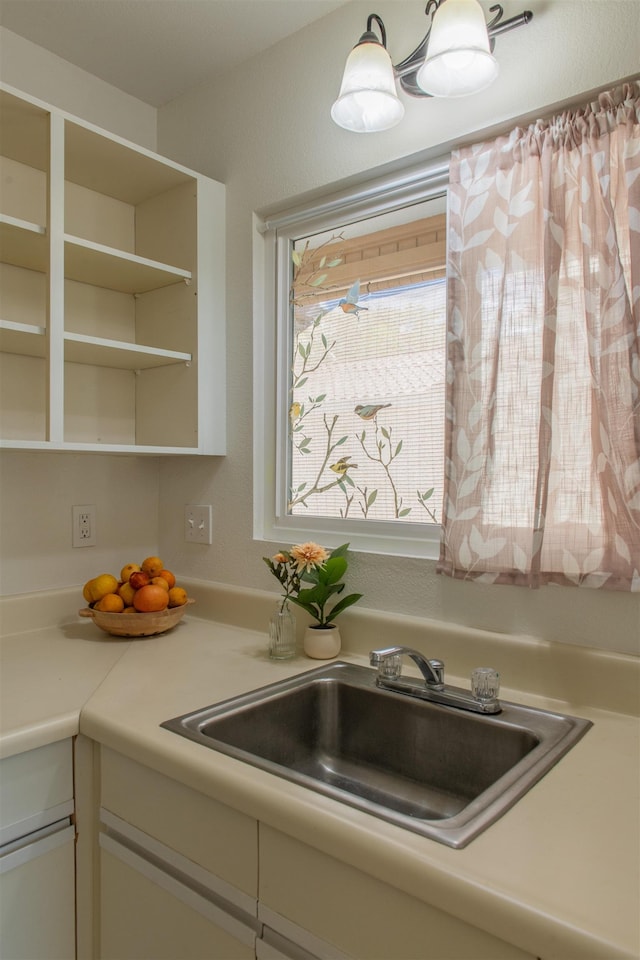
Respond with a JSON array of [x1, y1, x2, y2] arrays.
[[471, 667, 500, 703], [377, 653, 402, 680], [429, 658, 445, 686]]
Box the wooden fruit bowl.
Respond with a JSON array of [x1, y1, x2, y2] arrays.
[[79, 599, 194, 638]]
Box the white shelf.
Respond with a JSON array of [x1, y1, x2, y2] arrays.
[[0, 319, 47, 358], [0, 438, 203, 454], [0, 215, 47, 272], [64, 235, 192, 294], [1, 83, 226, 456], [64, 332, 191, 370], [65, 120, 195, 206]]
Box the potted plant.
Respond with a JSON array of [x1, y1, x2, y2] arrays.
[[264, 542, 362, 658]]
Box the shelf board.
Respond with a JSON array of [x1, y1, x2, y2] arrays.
[[0, 89, 50, 170], [0, 438, 205, 455], [0, 214, 47, 272], [0, 319, 47, 357], [64, 331, 191, 370], [65, 121, 195, 206], [64, 235, 192, 294]]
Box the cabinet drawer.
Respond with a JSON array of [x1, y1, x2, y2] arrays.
[[259, 826, 536, 960], [0, 739, 73, 844], [101, 747, 257, 898]]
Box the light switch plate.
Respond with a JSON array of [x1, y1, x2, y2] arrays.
[[184, 504, 212, 544]]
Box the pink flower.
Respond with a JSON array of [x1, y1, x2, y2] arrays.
[[272, 552, 288, 564], [290, 542, 329, 573]]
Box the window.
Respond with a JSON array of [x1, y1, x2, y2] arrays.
[[255, 159, 450, 558]]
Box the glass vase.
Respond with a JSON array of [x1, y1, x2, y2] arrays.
[[268, 599, 296, 660]]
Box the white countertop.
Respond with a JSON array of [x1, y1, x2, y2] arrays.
[[1, 585, 639, 960]]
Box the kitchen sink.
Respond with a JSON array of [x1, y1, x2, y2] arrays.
[[161, 661, 591, 848]]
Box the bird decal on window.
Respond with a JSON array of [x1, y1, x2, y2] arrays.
[[339, 279, 368, 318], [354, 403, 392, 421], [330, 457, 358, 476]]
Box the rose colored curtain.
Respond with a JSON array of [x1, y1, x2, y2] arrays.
[[438, 83, 640, 590]]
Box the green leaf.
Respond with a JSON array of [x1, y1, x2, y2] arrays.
[[309, 273, 328, 287], [319, 256, 326, 268], [336, 435, 348, 446], [367, 489, 378, 506], [321, 334, 328, 348], [395, 440, 403, 457], [296, 377, 308, 389], [324, 593, 363, 623], [381, 427, 390, 439], [291, 250, 302, 266], [315, 393, 326, 403], [327, 258, 343, 267], [296, 586, 324, 604], [328, 543, 350, 560], [323, 556, 347, 583], [399, 507, 411, 517]]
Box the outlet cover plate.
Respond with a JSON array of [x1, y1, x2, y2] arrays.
[[72, 504, 96, 547]]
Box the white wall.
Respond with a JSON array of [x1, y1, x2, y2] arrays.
[[0, 4, 638, 654], [0, 30, 160, 597], [156, 0, 640, 655], [0, 27, 156, 147]]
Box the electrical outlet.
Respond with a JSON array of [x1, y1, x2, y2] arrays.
[[184, 504, 212, 544], [72, 504, 96, 548]]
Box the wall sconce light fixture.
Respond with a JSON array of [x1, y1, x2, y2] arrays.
[[331, 0, 533, 133]]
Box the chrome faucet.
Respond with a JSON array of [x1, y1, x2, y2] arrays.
[[369, 645, 501, 714]]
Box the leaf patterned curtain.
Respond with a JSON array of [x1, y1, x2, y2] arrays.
[[438, 82, 640, 590]]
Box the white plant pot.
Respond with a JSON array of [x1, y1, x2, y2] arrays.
[[303, 624, 341, 659]]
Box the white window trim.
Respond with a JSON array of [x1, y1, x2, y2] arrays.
[[253, 156, 450, 559]]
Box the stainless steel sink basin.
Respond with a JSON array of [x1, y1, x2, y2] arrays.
[[161, 662, 591, 848]]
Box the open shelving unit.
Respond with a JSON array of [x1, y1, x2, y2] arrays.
[[0, 84, 226, 454]]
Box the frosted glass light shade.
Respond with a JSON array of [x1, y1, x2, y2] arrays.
[[417, 0, 498, 97], [331, 40, 405, 133]]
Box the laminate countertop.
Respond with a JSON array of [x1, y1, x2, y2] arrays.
[[1, 582, 639, 960]]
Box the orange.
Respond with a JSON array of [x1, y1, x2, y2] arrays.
[[117, 581, 136, 607], [95, 593, 124, 613], [133, 584, 169, 612], [141, 556, 164, 577], [84, 573, 119, 604], [122, 606, 136, 614], [120, 562, 141, 583], [151, 576, 170, 592], [159, 569, 176, 589], [168, 586, 188, 608]]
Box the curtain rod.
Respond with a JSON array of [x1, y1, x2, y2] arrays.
[[261, 157, 450, 233]]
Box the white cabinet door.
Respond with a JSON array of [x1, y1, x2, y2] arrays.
[[0, 815, 75, 960], [259, 825, 538, 960], [100, 842, 255, 960]]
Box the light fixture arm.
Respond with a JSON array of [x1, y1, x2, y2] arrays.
[[393, 2, 533, 98], [357, 13, 388, 48]]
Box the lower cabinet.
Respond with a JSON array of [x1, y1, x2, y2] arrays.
[[97, 750, 537, 960], [258, 825, 538, 960], [100, 821, 256, 960], [0, 739, 76, 960], [98, 748, 260, 960]]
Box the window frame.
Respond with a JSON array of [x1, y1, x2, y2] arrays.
[[254, 156, 451, 559]]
